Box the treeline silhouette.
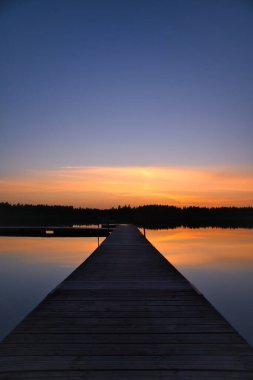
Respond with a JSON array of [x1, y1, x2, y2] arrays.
[[1, 202, 253, 228]]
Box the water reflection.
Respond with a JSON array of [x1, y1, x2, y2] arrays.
[[146, 228, 253, 346], [0, 237, 103, 341], [146, 228, 253, 267], [1, 229, 253, 347]]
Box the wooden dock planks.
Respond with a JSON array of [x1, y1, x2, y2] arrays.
[[0, 224, 253, 379]]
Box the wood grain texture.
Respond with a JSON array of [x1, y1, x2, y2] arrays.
[[0, 224, 253, 379]]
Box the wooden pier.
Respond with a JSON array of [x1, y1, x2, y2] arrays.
[[0, 226, 110, 237], [0, 225, 253, 379]]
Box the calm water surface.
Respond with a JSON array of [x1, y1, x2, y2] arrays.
[[0, 236, 103, 341], [0, 228, 253, 346]]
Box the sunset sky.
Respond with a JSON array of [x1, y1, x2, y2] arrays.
[[1, 0, 253, 207]]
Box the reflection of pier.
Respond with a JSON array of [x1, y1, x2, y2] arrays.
[[0, 226, 111, 237], [0, 225, 253, 378]]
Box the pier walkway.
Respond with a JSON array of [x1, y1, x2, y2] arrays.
[[0, 225, 253, 379]]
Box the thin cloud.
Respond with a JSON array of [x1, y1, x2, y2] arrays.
[[0, 166, 253, 207]]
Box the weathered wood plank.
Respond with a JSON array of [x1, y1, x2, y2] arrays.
[[1, 370, 253, 380], [14, 324, 234, 334], [29, 311, 222, 319], [1, 355, 253, 371], [4, 332, 245, 345], [48, 288, 202, 299], [34, 302, 213, 311], [1, 342, 252, 356]]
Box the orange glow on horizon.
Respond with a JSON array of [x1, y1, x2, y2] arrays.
[[0, 166, 253, 207]]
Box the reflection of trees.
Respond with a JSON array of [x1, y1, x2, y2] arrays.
[[0, 203, 253, 228]]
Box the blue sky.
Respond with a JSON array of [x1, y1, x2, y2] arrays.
[[0, 0, 253, 206]]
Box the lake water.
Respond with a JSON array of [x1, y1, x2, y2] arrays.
[[0, 228, 253, 346], [0, 236, 104, 341]]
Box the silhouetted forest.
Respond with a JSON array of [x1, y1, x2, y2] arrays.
[[0, 202, 253, 228]]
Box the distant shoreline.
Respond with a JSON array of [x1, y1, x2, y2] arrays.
[[1, 202, 253, 229]]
